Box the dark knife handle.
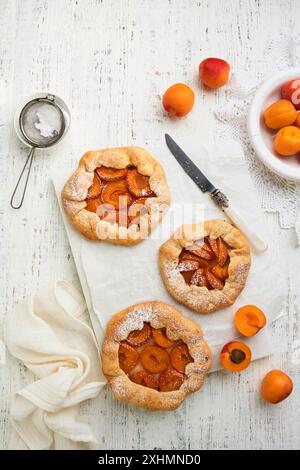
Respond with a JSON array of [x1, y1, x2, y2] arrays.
[[210, 188, 229, 208]]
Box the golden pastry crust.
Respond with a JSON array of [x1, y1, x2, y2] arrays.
[[101, 301, 212, 411], [159, 219, 251, 314], [61, 147, 170, 245]]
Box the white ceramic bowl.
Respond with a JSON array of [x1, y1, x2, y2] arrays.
[[248, 68, 300, 181]]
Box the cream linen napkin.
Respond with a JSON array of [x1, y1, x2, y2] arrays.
[[5, 280, 106, 450]]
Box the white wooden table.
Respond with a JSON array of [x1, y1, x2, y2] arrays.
[[1, 0, 299, 450]]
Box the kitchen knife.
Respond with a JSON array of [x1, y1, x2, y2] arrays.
[[165, 134, 267, 253]]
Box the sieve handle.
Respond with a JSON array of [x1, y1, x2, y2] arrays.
[[10, 147, 36, 209]]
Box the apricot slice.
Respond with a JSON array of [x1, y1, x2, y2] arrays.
[[99, 206, 129, 228], [159, 369, 184, 392], [119, 343, 139, 373], [205, 269, 224, 290], [217, 238, 228, 266], [189, 241, 214, 260], [85, 197, 101, 213], [190, 268, 209, 287], [180, 250, 209, 267], [220, 341, 251, 372], [152, 328, 175, 348], [127, 169, 154, 197], [140, 345, 169, 373], [170, 344, 193, 373], [261, 370, 293, 404], [235, 305, 266, 337], [211, 264, 228, 280], [126, 322, 152, 347], [208, 237, 219, 257], [101, 179, 133, 209], [86, 174, 102, 199], [178, 260, 199, 272], [96, 166, 127, 181], [129, 370, 159, 390], [128, 198, 148, 223]]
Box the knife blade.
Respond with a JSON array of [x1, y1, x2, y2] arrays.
[[165, 133, 215, 194], [165, 134, 267, 253]]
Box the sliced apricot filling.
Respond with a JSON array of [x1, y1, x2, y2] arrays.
[[235, 305, 267, 337], [126, 323, 152, 347], [178, 236, 230, 290], [101, 179, 133, 209], [129, 370, 159, 390], [119, 343, 139, 373], [170, 344, 193, 373], [85, 166, 157, 229], [127, 168, 154, 197], [86, 174, 102, 199], [119, 322, 194, 392], [159, 369, 184, 392], [85, 197, 101, 213], [128, 198, 148, 223], [152, 328, 175, 348], [140, 345, 169, 373], [220, 341, 251, 372], [96, 166, 127, 181]]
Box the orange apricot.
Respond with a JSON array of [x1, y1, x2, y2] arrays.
[[96, 166, 127, 181], [263, 99, 297, 130], [170, 344, 193, 373], [261, 370, 293, 404], [152, 328, 175, 349], [235, 305, 266, 337], [140, 345, 169, 373], [294, 113, 300, 128], [126, 322, 152, 347], [274, 126, 300, 156], [127, 169, 154, 197], [199, 58, 230, 89], [129, 370, 159, 390], [85, 196, 101, 213], [220, 341, 251, 372], [119, 343, 139, 373], [163, 83, 195, 117], [211, 264, 228, 280], [101, 179, 133, 209], [159, 369, 184, 392], [86, 174, 102, 199]]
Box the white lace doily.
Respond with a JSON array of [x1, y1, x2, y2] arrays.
[[215, 35, 300, 243]]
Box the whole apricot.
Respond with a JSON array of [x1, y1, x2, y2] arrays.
[[220, 341, 251, 372], [274, 126, 300, 156], [294, 113, 300, 129], [263, 99, 297, 130], [162, 83, 195, 117], [235, 305, 266, 337], [281, 79, 300, 110], [261, 370, 293, 404], [199, 58, 230, 89]]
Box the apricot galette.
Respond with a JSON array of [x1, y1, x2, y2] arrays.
[[159, 220, 251, 314], [101, 301, 212, 411], [61, 147, 170, 245]]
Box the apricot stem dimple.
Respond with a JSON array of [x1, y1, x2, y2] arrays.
[[230, 349, 246, 364]]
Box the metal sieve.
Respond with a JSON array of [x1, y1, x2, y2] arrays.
[[10, 93, 70, 209]]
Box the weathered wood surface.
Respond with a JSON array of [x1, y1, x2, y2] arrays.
[[0, 0, 299, 450]]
